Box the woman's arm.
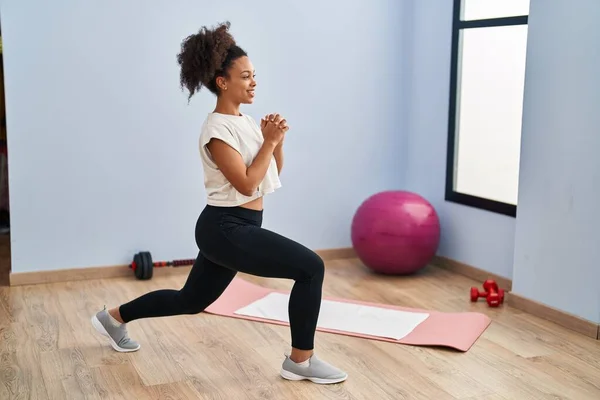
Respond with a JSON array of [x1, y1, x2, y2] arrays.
[[207, 139, 278, 196], [274, 141, 284, 174]]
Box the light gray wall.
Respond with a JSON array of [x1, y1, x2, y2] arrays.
[[1, 0, 407, 272], [512, 0, 600, 323]]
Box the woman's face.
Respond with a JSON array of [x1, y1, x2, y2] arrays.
[[218, 56, 257, 104]]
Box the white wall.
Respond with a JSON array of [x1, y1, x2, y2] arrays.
[[512, 0, 600, 323], [403, 0, 517, 279], [1, 0, 407, 273]]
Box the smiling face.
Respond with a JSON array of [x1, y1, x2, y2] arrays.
[[215, 56, 256, 104]]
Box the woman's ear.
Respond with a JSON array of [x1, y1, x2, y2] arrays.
[[216, 76, 227, 91]]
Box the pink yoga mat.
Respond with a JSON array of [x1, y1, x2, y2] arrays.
[[205, 278, 491, 352]]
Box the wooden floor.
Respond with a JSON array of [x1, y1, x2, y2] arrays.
[[1, 259, 600, 399]]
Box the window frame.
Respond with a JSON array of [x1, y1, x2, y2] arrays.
[[445, 0, 528, 217]]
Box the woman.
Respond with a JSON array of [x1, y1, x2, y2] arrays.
[[91, 22, 347, 385]]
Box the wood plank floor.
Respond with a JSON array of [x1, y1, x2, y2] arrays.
[[1, 258, 600, 399]]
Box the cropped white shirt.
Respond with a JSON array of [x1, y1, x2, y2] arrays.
[[198, 112, 281, 207]]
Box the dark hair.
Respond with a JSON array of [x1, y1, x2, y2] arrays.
[[177, 21, 247, 101]]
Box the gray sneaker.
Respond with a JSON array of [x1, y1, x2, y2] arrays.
[[280, 354, 348, 384], [91, 307, 140, 352]]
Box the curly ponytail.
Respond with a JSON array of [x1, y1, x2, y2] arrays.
[[176, 21, 247, 100]]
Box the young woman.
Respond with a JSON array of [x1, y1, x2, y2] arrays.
[[91, 22, 347, 385]]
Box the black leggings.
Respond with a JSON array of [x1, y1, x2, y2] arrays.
[[119, 205, 324, 350]]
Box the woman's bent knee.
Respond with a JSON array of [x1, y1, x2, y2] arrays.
[[297, 252, 325, 282], [178, 291, 207, 314]]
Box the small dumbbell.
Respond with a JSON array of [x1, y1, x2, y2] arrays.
[[485, 288, 504, 307], [470, 287, 488, 302], [482, 279, 498, 292], [129, 251, 196, 280], [483, 280, 505, 307], [470, 279, 505, 307]]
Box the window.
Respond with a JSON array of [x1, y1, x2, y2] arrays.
[[445, 0, 529, 217]]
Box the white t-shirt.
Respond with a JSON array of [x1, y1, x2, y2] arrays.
[[198, 112, 282, 207]]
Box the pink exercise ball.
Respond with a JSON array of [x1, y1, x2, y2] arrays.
[[351, 190, 440, 275]]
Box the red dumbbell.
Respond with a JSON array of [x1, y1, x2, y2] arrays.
[[470, 286, 488, 302], [483, 280, 505, 307], [469, 286, 504, 304], [470, 279, 496, 301], [470, 279, 505, 307]]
